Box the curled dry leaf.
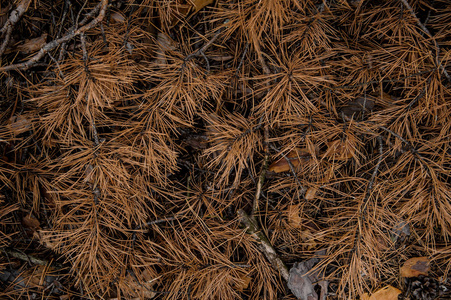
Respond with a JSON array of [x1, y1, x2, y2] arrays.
[[391, 219, 410, 244], [288, 250, 327, 300], [110, 12, 125, 23], [305, 187, 318, 200], [124, 270, 157, 299], [269, 148, 311, 173], [400, 257, 430, 278]]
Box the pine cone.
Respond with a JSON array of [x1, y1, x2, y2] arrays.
[[404, 276, 449, 300]]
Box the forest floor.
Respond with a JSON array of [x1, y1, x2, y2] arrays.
[[1, 0, 451, 299]]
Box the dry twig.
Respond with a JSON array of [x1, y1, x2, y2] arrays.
[[0, 0, 32, 57], [0, 0, 108, 72]]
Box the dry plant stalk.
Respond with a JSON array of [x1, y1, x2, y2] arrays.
[[0, 0, 451, 299]]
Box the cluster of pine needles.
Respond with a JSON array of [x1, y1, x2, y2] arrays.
[[1, 0, 451, 299]]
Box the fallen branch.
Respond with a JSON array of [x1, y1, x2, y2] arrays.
[[252, 126, 269, 216], [237, 209, 289, 281], [0, 0, 108, 72], [2, 247, 64, 269], [0, 0, 32, 57]]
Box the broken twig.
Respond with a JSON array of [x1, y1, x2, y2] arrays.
[[0, 0, 108, 72], [237, 209, 289, 281]]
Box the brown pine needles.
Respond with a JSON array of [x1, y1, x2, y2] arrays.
[[1, 0, 451, 299]]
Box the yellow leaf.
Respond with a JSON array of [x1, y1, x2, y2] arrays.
[[369, 285, 401, 300]]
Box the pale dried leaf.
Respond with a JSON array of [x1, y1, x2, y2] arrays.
[[7, 115, 32, 135], [305, 187, 318, 200], [288, 250, 326, 300], [16, 34, 47, 54], [400, 257, 430, 278], [368, 285, 401, 300], [22, 214, 40, 230], [322, 140, 354, 161]]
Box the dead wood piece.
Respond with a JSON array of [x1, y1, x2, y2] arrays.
[[0, 0, 32, 57], [0, 0, 108, 72], [238, 209, 289, 281]]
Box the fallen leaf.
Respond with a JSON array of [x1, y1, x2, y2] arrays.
[[340, 96, 375, 119], [125, 270, 157, 299], [305, 187, 318, 200], [391, 220, 410, 244], [7, 115, 32, 135], [288, 250, 327, 300], [16, 34, 47, 54], [154, 33, 177, 65], [235, 274, 252, 292], [367, 285, 401, 300], [400, 257, 430, 278], [110, 11, 125, 23], [190, 0, 213, 13], [269, 148, 311, 173], [360, 293, 370, 300], [22, 214, 40, 230]]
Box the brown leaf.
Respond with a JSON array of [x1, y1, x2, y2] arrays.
[[235, 274, 252, 292], [269, 148, 311, 173], [125, 270, 157, 299], [400, 257, 430, 278], [340, 96, 375, 119], [191, 0, 214, 13], [305, 187, 318, 200], [367, 285, 401, 300], [110, 12, 125, 23], [360, 293, 370, 300], [22, 214, 40, 230], [288, 250, 326, 300], [16, 34, 48, 54], [7, 115, 32, 135]]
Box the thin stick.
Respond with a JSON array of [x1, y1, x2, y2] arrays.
[[0, 0, 108, 72], [251, 126, 269, 216], [238, 209, 290, 281], [0, 0, 32, 57]]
